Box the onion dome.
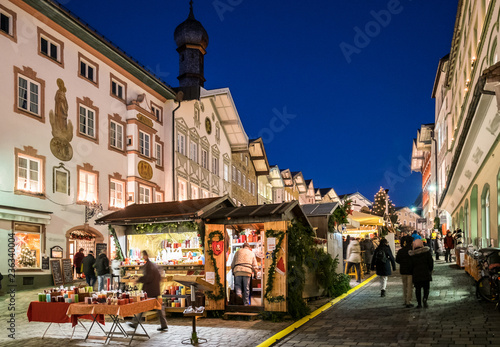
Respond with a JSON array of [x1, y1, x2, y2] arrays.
[[174, 1, 209, 50]]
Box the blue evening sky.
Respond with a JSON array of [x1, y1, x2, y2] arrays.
[[62, 0, 457, 207]]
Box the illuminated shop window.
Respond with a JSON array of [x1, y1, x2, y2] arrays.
[[14, 222, 42, 269]]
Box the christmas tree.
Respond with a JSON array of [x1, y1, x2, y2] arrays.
[[372, 187, 398, 225], [18, 247, 36, 267]]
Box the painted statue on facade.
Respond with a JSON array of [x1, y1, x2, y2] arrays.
[[49, 79, 73, 161]]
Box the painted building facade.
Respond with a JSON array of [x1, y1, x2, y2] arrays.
[[0, 0, 176, 287]]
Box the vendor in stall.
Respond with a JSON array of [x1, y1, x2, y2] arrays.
[[231, 242, 258, 306], [128, 250, 168, 332]]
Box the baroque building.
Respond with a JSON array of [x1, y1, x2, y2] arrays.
[[432, 0, 500, 247]]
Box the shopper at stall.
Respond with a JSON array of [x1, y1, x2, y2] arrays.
[[371, 238, 396, 297], [231, 242, 258, 306], [129, 250, 168, 331], [444, 230, 455, 263], [342, 235, 351, 270], [396, 236, 414, 308], [95, 249, 110, 291], [73, 248, 85, 279], [409, 239, 434, 308], [346, 238, 363, 283], [82, 250, 96, 287], [360, 235, 375, 275]]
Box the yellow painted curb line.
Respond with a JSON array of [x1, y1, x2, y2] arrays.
[[256, 274, 378, 347]]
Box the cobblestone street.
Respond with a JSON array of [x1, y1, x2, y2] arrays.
[[1, 260, 497, 346], [274, 260, 500, 347], [0, 286, 290, 347]]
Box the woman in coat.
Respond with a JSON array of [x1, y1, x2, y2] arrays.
[[371, 238, 396, 297], [396, 236, 414, 307], [346, 238, 363, 283], [409, 239, 434, 308], [360, 235, 375, 274]]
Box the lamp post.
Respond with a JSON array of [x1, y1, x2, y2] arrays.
[[85, 201, 103, 224]]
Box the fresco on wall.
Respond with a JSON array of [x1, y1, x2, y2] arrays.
[[49, 78, 73, 161]]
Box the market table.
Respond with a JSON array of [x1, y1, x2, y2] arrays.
[[66, 298, 162, 345], [27, 301, 105, 339]]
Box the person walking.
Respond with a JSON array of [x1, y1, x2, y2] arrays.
[[129, 250, 168, 331], [396, 236, 414, 308], [409, 239, 434, 308], [231, 242, 258, 306], [82, 250, 96, 287], [95, 249, 110, 291], [444, 230, 454, 263], [371, 238, 396, 297], [73, 248, 85, 279], [430, 230, 437, 255], [435, 233, 444, 260], [346, 238, 363, 283], [360, 235, 375, 275]]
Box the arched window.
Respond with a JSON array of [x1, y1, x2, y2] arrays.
[[459, 207, 464, 232], [471, 185, 478, 246], [481, 184, 491, 245]]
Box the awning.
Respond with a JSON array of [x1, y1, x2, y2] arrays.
[[349, 210, 385, 226], [95, 196, 234, 225], [0, 205, 52, 225]]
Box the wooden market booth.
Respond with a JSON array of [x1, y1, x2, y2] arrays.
[[95, 196, 234, 314], [202, 200, 315, 313]]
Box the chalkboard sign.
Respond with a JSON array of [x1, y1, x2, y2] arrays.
[[51, 260, 63, 286], [42, 256, 50, 270], [62, 258, 73, 284], [96, 243, 107, 256]]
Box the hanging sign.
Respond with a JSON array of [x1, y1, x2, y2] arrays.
[[212, 240, 223, 256]]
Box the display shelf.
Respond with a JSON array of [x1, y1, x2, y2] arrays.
[[231, 242, 260, 247], [251, 288, 262, 292], [164, 307, 187, 312], [162, 294, 190, 298], [122, 264, 204, 269]]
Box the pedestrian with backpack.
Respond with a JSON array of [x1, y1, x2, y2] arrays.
[[371, 238, 396, 297]]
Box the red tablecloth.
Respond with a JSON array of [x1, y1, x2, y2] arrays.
[[27, 302, 105, 327]]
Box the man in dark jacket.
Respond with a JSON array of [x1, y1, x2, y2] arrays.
[[73, 248, 85, 279], [82, 251, 96, 287], [95, 249, 110, 291], [360, 235, 375, 275], [371, 238, 396, 297], [396, 236, 414, 307], [409, 239, 434, 308], [129, 250, 168, 331], [444, 230, 454, 263]]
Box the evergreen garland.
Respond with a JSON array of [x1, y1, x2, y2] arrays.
[[109, 225, 125, 261], [264, 229, 286, 303], [205, 230, 225, 301], [134, 221, 199, 234]]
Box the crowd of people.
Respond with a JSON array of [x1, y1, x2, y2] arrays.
[[73, 248, 111, 291], [342, 228, 464, 309]]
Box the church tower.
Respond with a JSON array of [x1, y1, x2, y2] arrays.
[[174, 1, 209, 99]]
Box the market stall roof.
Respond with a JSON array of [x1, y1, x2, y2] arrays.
[[302, 202, 338, 216], [203, 201, 312, 227], [95, 196, 234, 225], [349, 210, 385, 226]]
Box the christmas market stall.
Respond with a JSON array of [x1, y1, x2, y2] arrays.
[[201, 200, 321, 314], [302, 202, 343, 274], [94, 196, 234, 314]]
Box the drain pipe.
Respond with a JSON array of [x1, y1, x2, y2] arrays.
[[172, 91, 184, 201]]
